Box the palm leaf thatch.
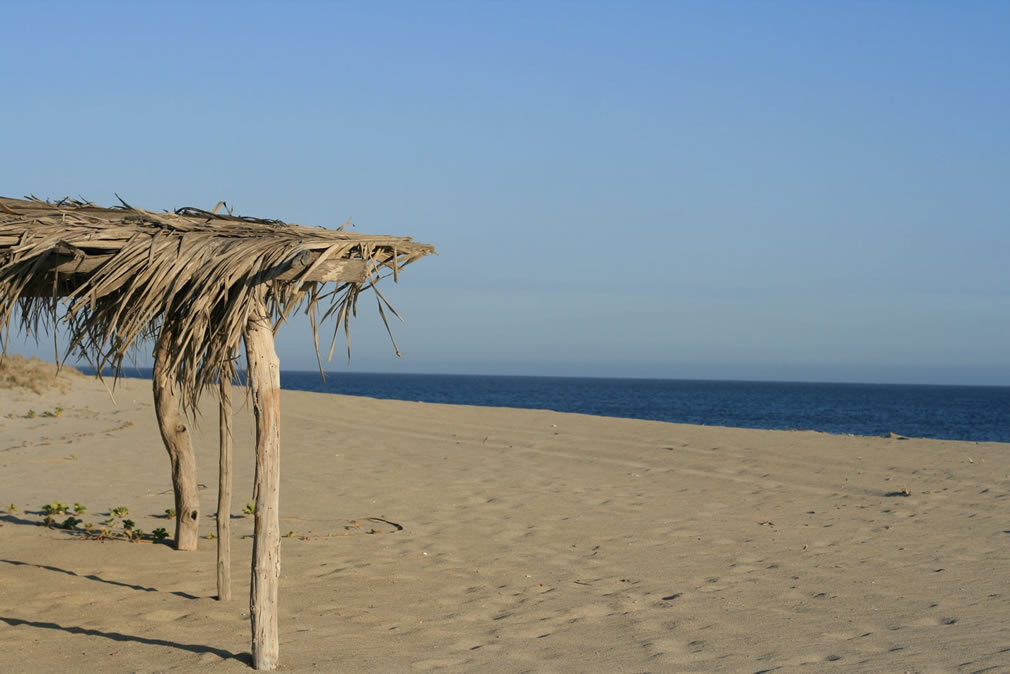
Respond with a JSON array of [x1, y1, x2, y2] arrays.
[[0, 195, 434, 409]]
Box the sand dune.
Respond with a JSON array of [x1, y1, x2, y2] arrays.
[[1, 372, 1008, 672]]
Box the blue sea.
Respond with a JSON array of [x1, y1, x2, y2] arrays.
[[283, 372, 1010, 443], [95, 368, 1010, 443]]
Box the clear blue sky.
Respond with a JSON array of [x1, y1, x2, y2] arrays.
[[2, 1, 1007, 385]]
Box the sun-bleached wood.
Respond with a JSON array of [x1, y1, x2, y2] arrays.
[[152, 334, 200, 552], [217, 376, 233, 601], [43, 253, 367, 283], [244, 298, 282, 670]]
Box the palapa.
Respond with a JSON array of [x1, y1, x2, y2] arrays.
[[0, 195, 435, 670], [0, 195, 434, 404]]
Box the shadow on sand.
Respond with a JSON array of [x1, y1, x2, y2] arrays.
[[0, 512, 45, 527], [0, 616, 250, 664], [0, 558, 200, 599]]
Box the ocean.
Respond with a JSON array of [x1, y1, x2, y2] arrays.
[[94, 368, 1010, 443]]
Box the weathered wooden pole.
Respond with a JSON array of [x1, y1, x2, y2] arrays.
[[216, 374, 233, 601], [244, 296, 282, 670], [152, 332, 200, 551]]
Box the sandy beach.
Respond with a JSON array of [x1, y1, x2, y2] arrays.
[[1, 369, 1009, 672]]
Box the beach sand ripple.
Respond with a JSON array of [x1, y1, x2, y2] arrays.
[[2, 375, 1008, 671]]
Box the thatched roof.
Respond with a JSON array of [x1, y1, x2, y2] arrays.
[[0, 196, 435, 406]]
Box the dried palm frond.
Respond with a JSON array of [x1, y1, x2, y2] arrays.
[[0, 196, 435, 411]]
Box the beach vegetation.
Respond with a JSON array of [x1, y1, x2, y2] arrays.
[[0, 355, 81, 394], [120, 519, 144, 542], [16, 407, 64, 419], [25, 504, 168, 542], [6, 503, 18, 513], [42, 502, 71, 516], [26, 497, 381, 543], [89, 526, 113, 541]]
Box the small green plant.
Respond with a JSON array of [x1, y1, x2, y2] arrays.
[[6, 503, 17, 513], [25, 409, 36, 419], [283, 531, 297, 538], [32, 499, 195, 544], [41, 407, 64, 418], [42, 502, 71, 516], [204, 532, 217, 540], [164, 507, 177, 519], [243, 502, 256, 516], [121, 519, 143, 542], [88, 526, 112, 541]]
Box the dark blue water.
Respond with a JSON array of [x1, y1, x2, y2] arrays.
[[287, 372, 1009, 443], [89, 368, 1010, 443]]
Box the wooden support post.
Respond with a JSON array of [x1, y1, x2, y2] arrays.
[[216, 375, 233, 601], [244, 297, 282, 670], [152, 333, 200, 552]]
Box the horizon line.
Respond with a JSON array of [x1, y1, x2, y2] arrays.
[[73, 364, 1010, 390]]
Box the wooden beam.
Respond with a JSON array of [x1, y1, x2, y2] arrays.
[[244, 295, 282, 670], [44, 252, 368, 283], [152, 333, 201, 552], [14, 248, 371, 299], [306, 258, 368, 283], [216, 376, 233, 601]]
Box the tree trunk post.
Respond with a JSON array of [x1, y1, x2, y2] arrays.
[[244, 298, 282, 670], [152, 332, 200, 552], [217, 374, 233, 601]]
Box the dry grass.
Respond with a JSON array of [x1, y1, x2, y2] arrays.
[[0, 354, 80, 394]]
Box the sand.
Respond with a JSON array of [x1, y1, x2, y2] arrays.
[[1, 371, 1009, 673]]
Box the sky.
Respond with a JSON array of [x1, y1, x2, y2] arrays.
[[1, 1, 1007, 385]]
